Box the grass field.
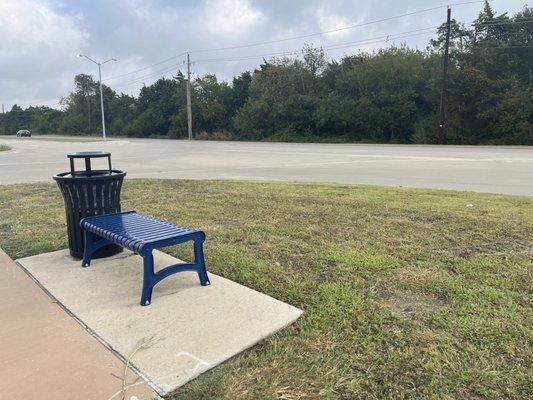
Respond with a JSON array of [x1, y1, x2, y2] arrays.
[[0, 180, 531, 399], [0, 144, 11, 151]]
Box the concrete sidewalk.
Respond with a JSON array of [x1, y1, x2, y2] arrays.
[[0, 247, 159, 400], [17, 249, 303, 397]]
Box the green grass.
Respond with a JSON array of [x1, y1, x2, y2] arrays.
[[0, 180, 531, 399], [0, 144, 11, 151]]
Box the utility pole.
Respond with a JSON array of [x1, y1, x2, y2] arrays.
[[88, 95, 91, 134], [86, 82, 91, 134], [186, 53, 193, 140], [438, 6, 451, 144]]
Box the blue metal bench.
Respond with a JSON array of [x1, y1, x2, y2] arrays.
[[80, 211, 210, 306]]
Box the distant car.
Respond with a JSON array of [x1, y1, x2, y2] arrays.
[[16, 129, 31, 137]]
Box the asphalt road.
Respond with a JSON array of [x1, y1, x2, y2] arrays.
[[0, 136, 531, 195]]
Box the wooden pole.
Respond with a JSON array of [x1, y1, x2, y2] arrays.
[[438, 7, 452, 144], [186, 53, 193, 140], [86, 82, 91, 134]]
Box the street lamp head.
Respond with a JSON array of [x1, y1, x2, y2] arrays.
[[77, 54, 84, 58], [100, 58, 117, 65]]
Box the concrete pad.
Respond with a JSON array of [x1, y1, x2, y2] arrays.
[[17, 249, 302, 396], [0, 248, 159, 400]]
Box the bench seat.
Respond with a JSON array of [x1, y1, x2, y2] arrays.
[[80, 211, 210, 306]]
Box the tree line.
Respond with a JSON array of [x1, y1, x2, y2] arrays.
[[1, 2, 531, 144]]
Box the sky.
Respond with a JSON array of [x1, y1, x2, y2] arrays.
[[0, 0, 528, 110]]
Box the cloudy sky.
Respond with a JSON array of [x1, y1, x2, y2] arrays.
[[0, 0, 528, 110]]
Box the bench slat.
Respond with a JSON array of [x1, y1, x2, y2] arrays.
[[81, 211, 198, 253]]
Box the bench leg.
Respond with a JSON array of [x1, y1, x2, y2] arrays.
[[194, 239, 210, 286], [82, 230, 96, 267], [141, 253, 155, 306], [81, 230, 112, 268], [140, 239, 209, 306]]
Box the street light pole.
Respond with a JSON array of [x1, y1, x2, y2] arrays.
[[78, 54, 116, 141], [97, 63, 106, 140]]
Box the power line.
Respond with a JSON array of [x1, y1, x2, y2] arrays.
[[109, 30, 438, 90], [473, 16, 533, 24], [102, 1, 483, 82], [194, 29, 438, 64], [112, 21, 532, 89], [192, 18, 533, 65], [112, 61, 186, 89], [189, 2, 483, 54], [113, 28, 438, 86], [193, 27, 437, 62], [475, 44, 533, 49], [104, 52, 187, 82], [325, 30, 436, 51], [470, 18, 533, 26]]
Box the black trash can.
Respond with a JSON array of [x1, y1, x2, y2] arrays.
[[53, 151, 126, 259]]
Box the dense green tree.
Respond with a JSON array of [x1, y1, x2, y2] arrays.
[[59, 74, 99, 135], [231, 72, 252, 111], [0, 104, 63, 135], [193, 74, 234, 133], [130, 77, 180, 137]]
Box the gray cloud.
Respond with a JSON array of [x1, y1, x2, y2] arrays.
[[0, 0, 527, 109]]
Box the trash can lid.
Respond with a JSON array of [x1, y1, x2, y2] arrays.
[[67, 151, 111, 159], [66, 151, 113, 174]]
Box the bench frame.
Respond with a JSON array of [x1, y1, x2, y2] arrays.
[[80, 212, 210, 306]]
